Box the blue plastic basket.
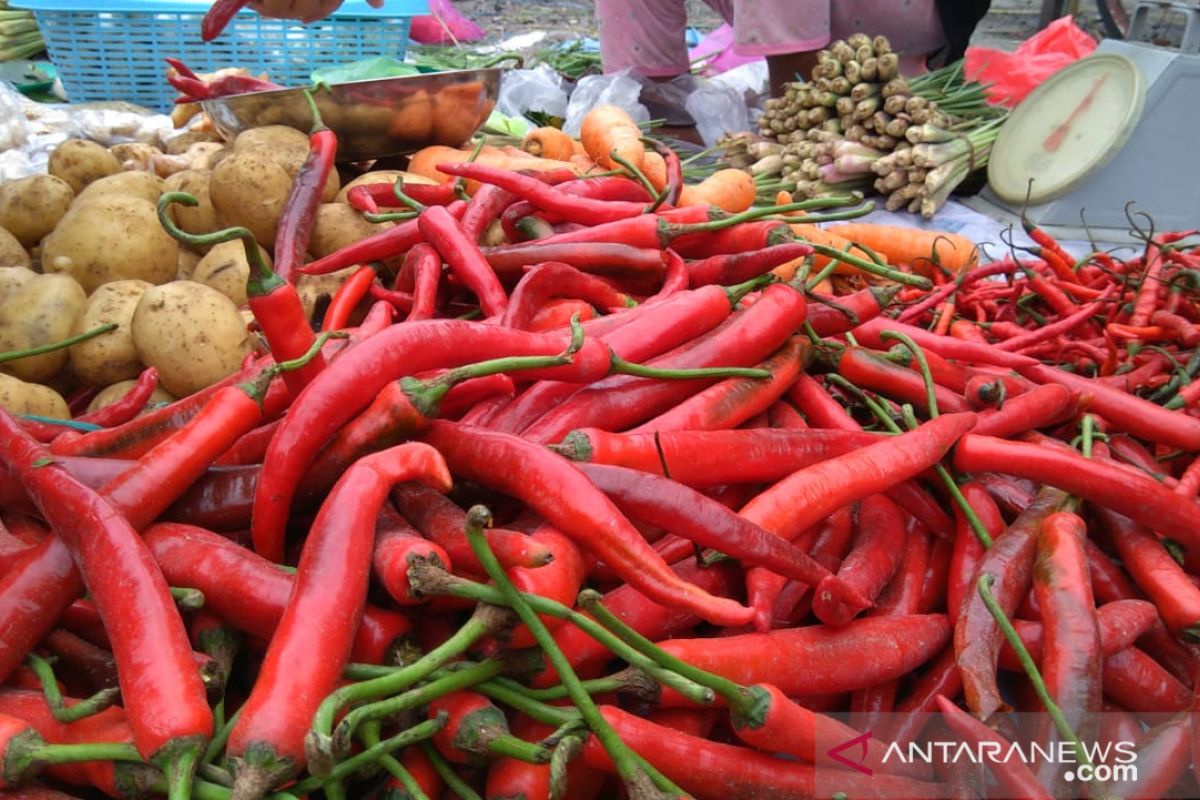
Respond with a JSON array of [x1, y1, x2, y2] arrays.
[[10, 0, 427, 111]]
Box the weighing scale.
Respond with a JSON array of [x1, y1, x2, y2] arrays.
[[966, 1, 1200, 242]]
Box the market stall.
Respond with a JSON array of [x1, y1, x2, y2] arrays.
[[0, 2, 1200, 800]]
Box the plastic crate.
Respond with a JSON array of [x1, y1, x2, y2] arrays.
[[10, 0, 427, 111]]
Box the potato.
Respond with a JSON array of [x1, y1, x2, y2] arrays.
[[335, 170, 436, 204], [308, 204, 393, 260], [233, 125, 309, 158], [0, 175, 75, 248], [209, 150, 293, 248], [69, 279, 153, 387], [0, 372, 70, 419], [132, 281, 251, 396], [191, 239, 272, 307], [74, 171, 166, 207], [49, 139, 122, 195], [297, 266, 357, 322], [87, 378, 174, 415], [41, 196, 179, 293], [0, 227, 30, 269], [0, 272, 87, 383], [165, 131, 223, 155], [0, 266, 35, 304], [177, 248, 203, 281], [162, 170, 219, 239]]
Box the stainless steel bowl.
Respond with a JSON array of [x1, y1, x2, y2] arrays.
[[201, 68, 502, 162]]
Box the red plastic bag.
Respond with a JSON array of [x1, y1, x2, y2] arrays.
[[409, 0, 484, 45], [688, 23, 762, 76], [964, 16, 1097, 107]]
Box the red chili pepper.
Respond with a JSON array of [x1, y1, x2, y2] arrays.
[[1018, 361, 1200, 450], [954, 434, 1200, 554], [527, 299, 597, 332], [436, 162, 648, 226], [392, 483, 552, 573], [836, 346, 972, 414], [998, 598, 1157, 671], [773, 508, 854, 625], [811, 494, 906, 626], [935, 695, 1053, 800], [422, 420, 754, 627], [372, 503, 452, 606], [522, 283, 808, 444], [213, 419, 280, 467], [671, 220, 794, 259], [1103, 646, 1192, 713], [385, 745, 444, 800], [786, 372, 858, 430], [741, 412, 976, 631], [346, 181, 460, 214], [954, 486, 1065, 720], [505, 525, 587, 649], [319, 264, 376, 332], [528, 557, 740, 688], [274, 93, 336, 283], [488, 285, 744, 434], [854, 317, 1040, 370], [576, 463, 840, 588], [1097, 508, 1200, 641], [501, 262, 634, 329], [459, 184, 515, 244], [39, 627, 119, 694], [0, 412, 211, 792], [0, 537, 79, 685], [628, 337, 810, 433], [251, 321, 611, 562], [0, 689, 142, 797], [655, 613, 950, 701], [1030, 511, 1101, 791], [481, 242, 667, 283], [199, 0, 246, 42], [1106, 713, 1192, 799], [418, 203, 509, 317], [144, 522, 409, 663], [301, 201, 467, 276], [229, 443, 450, 797], [970, 383, 1077, 440], [59, 598, 110, 649], [685, 243, 813, 286], [71, 367, 160, 430], [946, 482, 1000, 622]]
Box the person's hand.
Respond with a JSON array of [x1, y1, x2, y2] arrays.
[[248, 0, 383, 24]]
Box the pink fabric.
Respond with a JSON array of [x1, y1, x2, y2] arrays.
[[599, 0, 947, 77]]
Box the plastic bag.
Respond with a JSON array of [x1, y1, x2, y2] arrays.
[[563, 70, 649, 137], [409, 0, 485, 46], [0, 81, 30, 154], [964, 16, 1096, 107], [497, 66, 570, 122], [685, 78, 749, 147], [688, 23, 763, 77]]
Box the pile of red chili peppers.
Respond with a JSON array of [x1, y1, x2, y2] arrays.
[[4, 107, 1200, 800]]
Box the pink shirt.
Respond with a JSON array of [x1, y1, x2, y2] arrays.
[[598, 0, 947, 77]]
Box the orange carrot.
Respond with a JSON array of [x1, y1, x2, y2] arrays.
[[676, 169, 756, 213], [406, 145, 580, 192], [641, 151, 668, 192], [580, 104, 644, 170], [827, 223, 979, 275], [521, 127, 576, 161]]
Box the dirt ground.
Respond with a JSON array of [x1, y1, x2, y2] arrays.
[[450, 0, 1121, 52]]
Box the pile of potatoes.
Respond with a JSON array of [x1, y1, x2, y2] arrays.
[[0, 126, 424, 421]]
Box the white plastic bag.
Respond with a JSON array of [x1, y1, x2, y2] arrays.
[[563, 70, 649, 137], [0, 82, 30, 154], [497, 66, 570, 122]]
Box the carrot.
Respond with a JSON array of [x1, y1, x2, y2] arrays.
[[789, 223, 876, 274], [386, 90, 434, 140], [641, 151, 668, 192], [827, 223, 979, 275], [580, 104, 644, 170], [522, 127, 576, 161], [407, 145, 580, 192], [677, 169, 756, 213]]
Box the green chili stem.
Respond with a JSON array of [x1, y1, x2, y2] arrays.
[[1080, 414, 1096, 459], [169, 586, 205, 611], [607, 150, 657, 201], [31, 740, 144, 765], [15, 414, 101, 432], [363, 210, 419, 224], [161, 743, 201, 800], [463, 506, 687, 799], [475, 680, 582, 728], [310, 604, 505, 746], [422, 741, 483, 800], [609, 356, 769, 381], [360, 721, 429, 800], [548, 734, 584, 800], [26, 653, 119, 723], [204, 708, 242, 764], [0, 323, 117, 364], [878, 330, 940, 418], [408, 561, 714, 706], [291, 717, 447, 796], [157, 192, 281, 295]]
